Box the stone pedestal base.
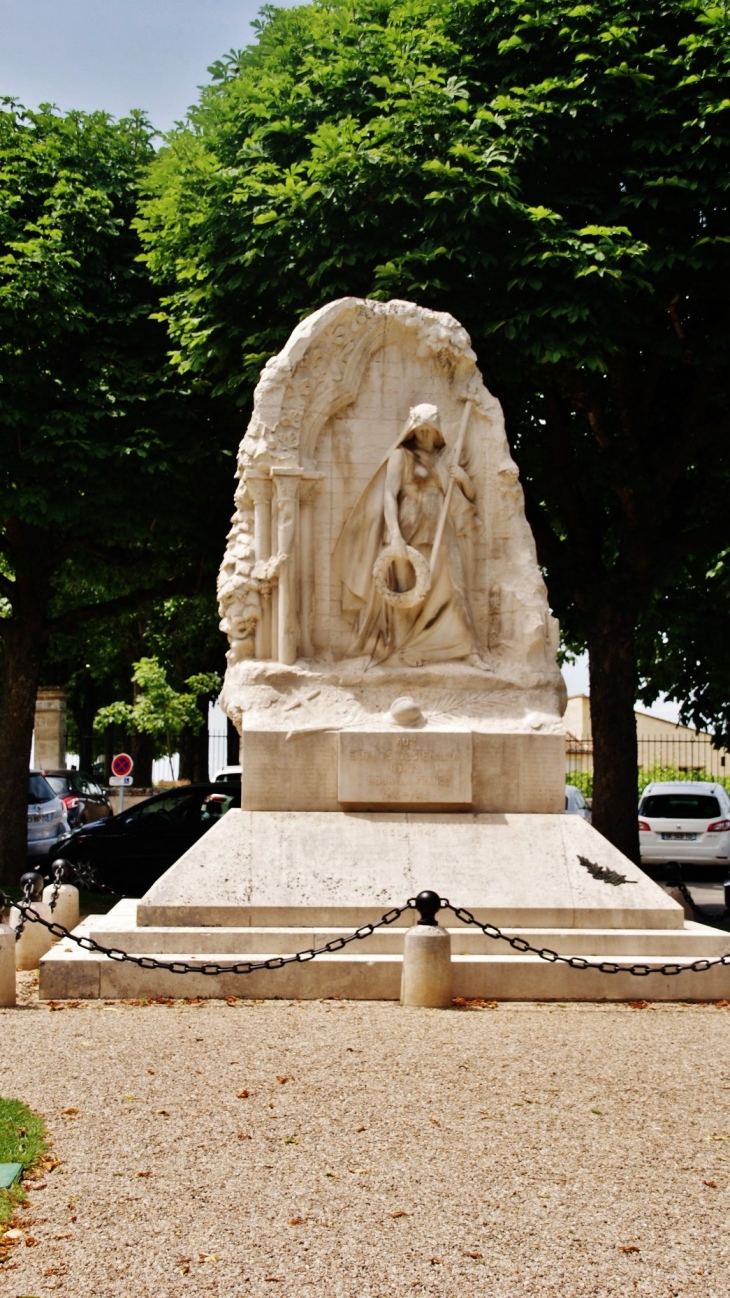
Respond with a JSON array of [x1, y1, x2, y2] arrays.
[[37, 811, 730, 1003]]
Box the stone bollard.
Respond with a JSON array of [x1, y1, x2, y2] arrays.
[[0, 924, 16, 1007], [43, 883, 80, 933], [400, 891, 452, 1009], [12, 874, 55, 971]]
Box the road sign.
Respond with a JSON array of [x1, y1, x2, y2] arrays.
[[109, 774, 133, 787], [111, 753, 133, 778]]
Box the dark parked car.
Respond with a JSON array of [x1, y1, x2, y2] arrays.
[[43, 769, 112, 828], [52, 783, 241, 895]]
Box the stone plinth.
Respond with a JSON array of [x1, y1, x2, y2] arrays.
[[240, 724, 564, 813], [136, 810, 682, 931]]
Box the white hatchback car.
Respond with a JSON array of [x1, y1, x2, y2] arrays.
[[638, 781, 730, 867]]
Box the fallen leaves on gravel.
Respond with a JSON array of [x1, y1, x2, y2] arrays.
[[238, 1132, 252, 1140], [136, 1170, 152, 1178], [237, 1089, 250, 1098], [453, 997, 498, 1010], [391, 1210, 408, 1218], [277, 1076, 290, 1084], [464, 1251, 483, 1259], [620, 1245, 640, 1254], [704, 1180, 717, 1187], [289, 1218, 305, 1226]]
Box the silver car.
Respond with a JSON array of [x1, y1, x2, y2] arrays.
[[638, 780, 730, 867], [27, 771, 69, 864]]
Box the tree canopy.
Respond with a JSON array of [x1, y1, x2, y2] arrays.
[[138, 0, 730, 860], [0, 102, 236, 882]]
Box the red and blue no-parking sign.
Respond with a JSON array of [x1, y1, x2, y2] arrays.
[[111, 752, 134, 778]]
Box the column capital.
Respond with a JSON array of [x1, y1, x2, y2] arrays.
[[243, 468, 273, 503], [271, 466, 303, 499]]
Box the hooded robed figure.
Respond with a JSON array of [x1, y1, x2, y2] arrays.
[[332, 403, 481, 666]]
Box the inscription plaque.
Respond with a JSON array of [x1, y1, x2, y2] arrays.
[[338, 731, 472, 808]]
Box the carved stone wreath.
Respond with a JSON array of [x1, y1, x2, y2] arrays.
[[372, 544, 431, 609]]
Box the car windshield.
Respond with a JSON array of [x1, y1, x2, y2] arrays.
[[640, 793, 722, 820], [45, 775, 70, 796], [28, 774, 55, 805]]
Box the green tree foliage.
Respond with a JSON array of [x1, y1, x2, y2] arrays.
[[42, 591, 226, 782], [637, 549, 730, 747], [94, 656, 220, 767], [0, 102, 235, 884], [139, 0, 730, 860]]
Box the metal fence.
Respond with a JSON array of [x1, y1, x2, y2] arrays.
[[566, 736, 730, 799]]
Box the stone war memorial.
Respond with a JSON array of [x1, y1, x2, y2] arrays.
[[42, 298, 730, 1000]]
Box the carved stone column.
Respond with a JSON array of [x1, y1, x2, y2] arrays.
[[298, 473, 324, 659], [271, 468, 302, 665], [244, 469, 273, 659]]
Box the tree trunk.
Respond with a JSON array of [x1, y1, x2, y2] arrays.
[[587, 600, 640, 864], [103, 726, 115, 785], [227, 716, 240, 767], [73, 688, 97, 773], [128, 731, 154, 788], [0, 559, 53, 887], [179, 698, 209, 782]]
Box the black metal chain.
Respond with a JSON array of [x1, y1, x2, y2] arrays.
[[0, 888, 415, 976], [12, 878, 36, 943], [48, 860, 65, 913], [5, 884, 730, 980], [673, 877, 729, 927], [441, 900, 730, 978]]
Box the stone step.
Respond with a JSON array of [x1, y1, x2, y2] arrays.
[[41, 940, 730, 1003], [87, 919, 730, 959], [39, 911, 730, 1003]]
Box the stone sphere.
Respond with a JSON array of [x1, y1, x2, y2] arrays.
[[389, 696, 423, 727]]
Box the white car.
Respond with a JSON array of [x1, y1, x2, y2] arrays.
[[213, 765, 242, 783], [27, 770, 69, 864], [638, 781, 730, 868], [565, 784, 591, 821]]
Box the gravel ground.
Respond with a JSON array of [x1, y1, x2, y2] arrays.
[[2, 976, 730, 1298]]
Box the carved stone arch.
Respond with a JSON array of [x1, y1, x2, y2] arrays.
[[297, 316, 385, 464]]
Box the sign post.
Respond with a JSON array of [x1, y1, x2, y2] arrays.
[[110, 753, 134, 816]]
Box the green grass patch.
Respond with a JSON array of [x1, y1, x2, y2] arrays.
[[0, 1098, 47, 1225]]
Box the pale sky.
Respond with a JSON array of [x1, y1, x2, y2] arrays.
[[0, 0, 292, 133]]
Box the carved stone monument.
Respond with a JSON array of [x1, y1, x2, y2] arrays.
[[45, 298, 730, 1003], [217, 296, 566, 814]]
